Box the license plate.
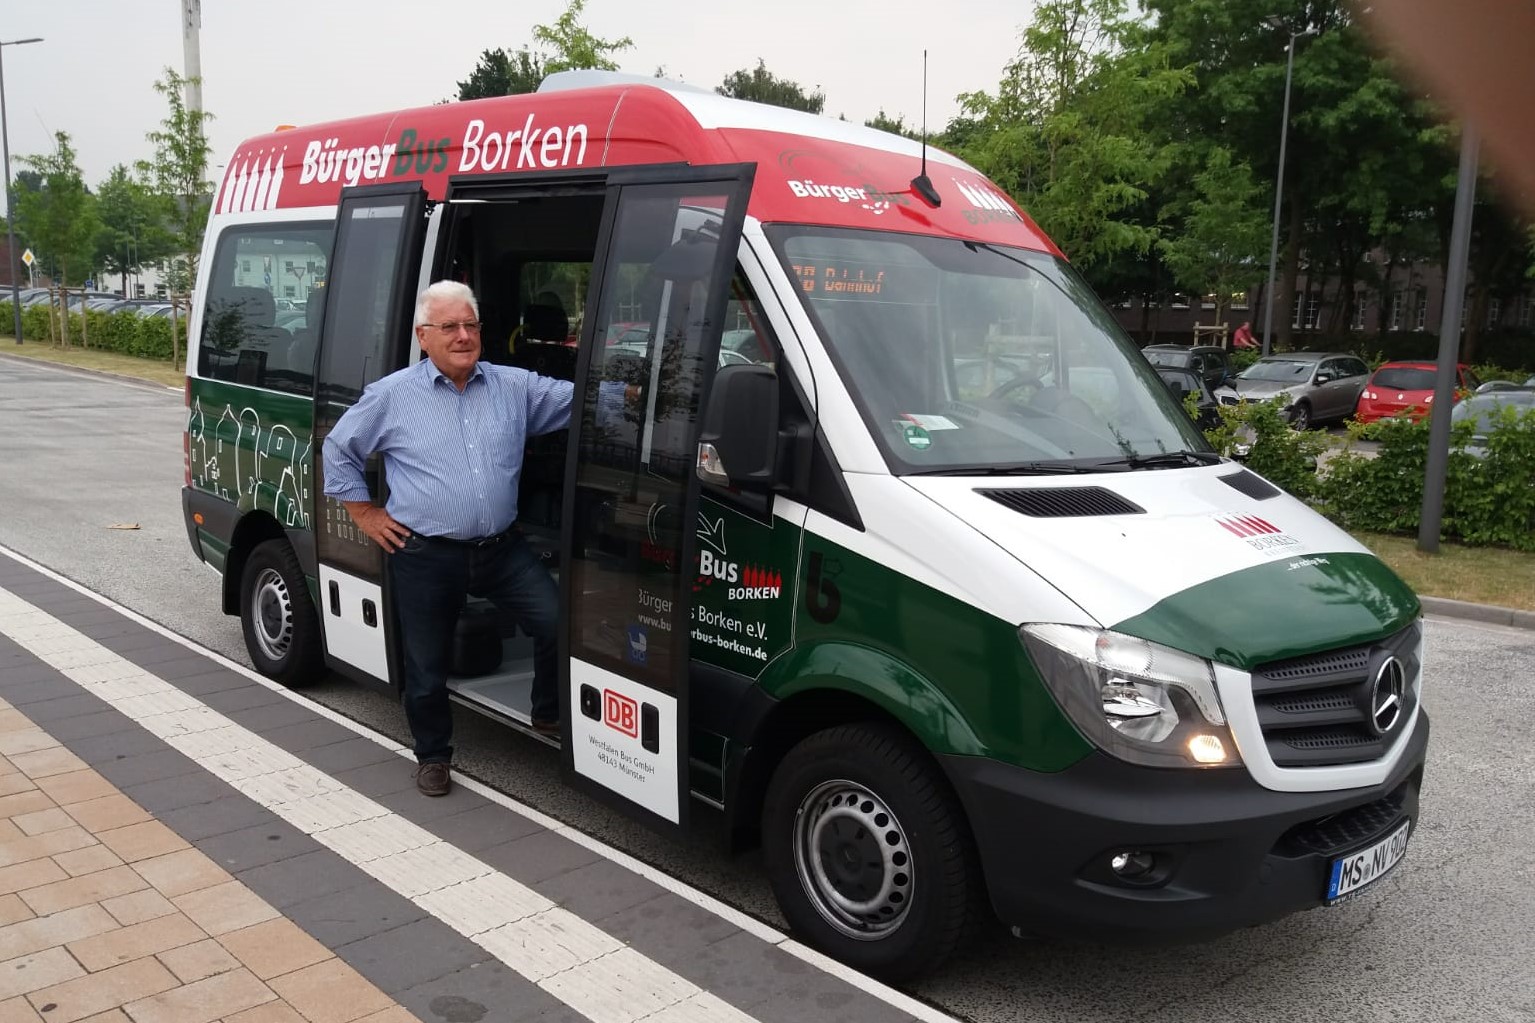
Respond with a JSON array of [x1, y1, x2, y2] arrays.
[[1326, 820, 1411, 903]]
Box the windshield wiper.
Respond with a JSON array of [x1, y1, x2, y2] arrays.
[[1090, 450, 1223, 470], [910, 461, 1098, 476]]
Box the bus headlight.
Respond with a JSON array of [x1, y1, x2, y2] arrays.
[[1021, 624, 1241, 769]]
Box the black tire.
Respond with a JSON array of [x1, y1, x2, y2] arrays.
[[239, 539, 324, 688], [761, 722, 981, 980], [1289, 401, 1313, 431]]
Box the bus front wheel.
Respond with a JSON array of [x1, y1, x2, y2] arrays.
[[761, 721, 981, 980], [239, 539, 324, 688]]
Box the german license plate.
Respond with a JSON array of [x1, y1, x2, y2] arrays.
[[1326, 820, 1411, 903]]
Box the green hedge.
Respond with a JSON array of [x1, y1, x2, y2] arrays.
[[0, 301, 187, 361], [1317, 411, 1535, 550], [1198, 395, 1535, 549]]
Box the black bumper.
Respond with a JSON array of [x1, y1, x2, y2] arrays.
[[941, 712, 1429, 943]]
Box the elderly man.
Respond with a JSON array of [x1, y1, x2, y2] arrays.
[[323, 280, 615, 796]]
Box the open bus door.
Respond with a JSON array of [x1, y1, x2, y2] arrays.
[[560, 167, 754, 832], [311, 183, 432, 686]]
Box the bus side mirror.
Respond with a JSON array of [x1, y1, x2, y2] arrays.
[[697, 364, 778, 489]]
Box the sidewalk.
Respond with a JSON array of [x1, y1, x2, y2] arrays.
[[0, 709, 418, 1023], [0, 550, 941, 1023]]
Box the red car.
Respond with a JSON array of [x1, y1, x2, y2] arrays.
[[1353, 361, 1480, 423]]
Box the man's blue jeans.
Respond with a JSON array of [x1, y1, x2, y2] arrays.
[[387, 529, 558, 764]]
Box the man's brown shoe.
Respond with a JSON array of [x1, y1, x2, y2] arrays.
[[531, 718, 561, 739], [415, 762, 451, 797]]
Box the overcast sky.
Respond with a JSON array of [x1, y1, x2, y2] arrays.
[[0, 0, 1030, 216]]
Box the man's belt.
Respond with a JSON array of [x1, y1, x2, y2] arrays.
[[418, 526, 514, 549]]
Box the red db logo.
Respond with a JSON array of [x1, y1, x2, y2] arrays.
[[603, 689, 638, 738]]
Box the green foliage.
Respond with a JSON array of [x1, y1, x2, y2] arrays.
[[1157, 147, 1269, 322], [15, 132, 98, 286], [950, 0, 1193, 271], [718, 60, 825, 114], [534, 0, 633, 74], [93, 165, 175, 293], [0, 301, 185, 358], [1200, 396, 1328, 498], [137, 68, 213, 285], [1318, 411, 1535, 550], [1228, 348, 1262, 373], [865, 110, 917, 139], [456, 48, 544, 100]]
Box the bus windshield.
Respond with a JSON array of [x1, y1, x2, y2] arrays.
[[766, 226, 1209, 474]]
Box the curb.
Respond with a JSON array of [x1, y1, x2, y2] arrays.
[[0, 347, 183, 392], [1419, 595, 1535, 631]]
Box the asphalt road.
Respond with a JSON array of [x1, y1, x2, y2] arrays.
[[2, 355, 1531, 1023]]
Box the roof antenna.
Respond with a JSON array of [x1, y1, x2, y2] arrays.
[[910, 49, 941, 208]]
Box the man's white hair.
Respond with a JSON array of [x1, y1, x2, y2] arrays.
[[414, 280, 479, 327]]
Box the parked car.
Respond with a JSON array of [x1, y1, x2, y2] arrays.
[[63, 291, 123, 310], [1354, 361, 1479, 423], [3, 287, 49, 306], [1141, 343, 1232, 392], [1450, 387, 1535, 459], [1214, 351, 1370, 429], [1154, 366, 1220, 431]]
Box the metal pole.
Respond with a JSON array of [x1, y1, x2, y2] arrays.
[[0, 41, 21, 345], [182, 0, 203, 114], [1417, 125, 1479, 554], [1261, 33, 1300, 358]]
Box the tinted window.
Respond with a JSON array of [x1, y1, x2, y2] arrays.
[[1340, 358, 1369, 378], [1143, 349, 1190, 368], [1373, 367, 1436, 390], [199, 223, 334, 395]]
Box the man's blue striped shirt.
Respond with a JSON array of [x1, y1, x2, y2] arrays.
[[322, 358, 576, 540]]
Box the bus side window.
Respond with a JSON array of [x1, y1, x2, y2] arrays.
[[198, 223, 335, 396]]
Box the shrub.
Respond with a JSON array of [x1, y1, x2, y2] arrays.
[[1200, 396, 1329, 500], [1316, 409, 1535, 550]]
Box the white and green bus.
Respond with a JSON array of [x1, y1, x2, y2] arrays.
[[181, 72, 1428, 977]]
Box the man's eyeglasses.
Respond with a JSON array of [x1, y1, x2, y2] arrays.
[[425, 320, 482, 334]]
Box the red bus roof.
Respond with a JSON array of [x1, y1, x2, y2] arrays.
[[216, 74, 1061, 256]]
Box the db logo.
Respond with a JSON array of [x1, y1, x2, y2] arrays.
[[603, 689, 639, 738]]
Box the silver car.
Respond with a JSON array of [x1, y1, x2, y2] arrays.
[[1451, 387, 1535, 458], [1214, 351, 1370, 429]]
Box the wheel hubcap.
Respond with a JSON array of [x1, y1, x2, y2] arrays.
[[250, 567, 293, 662], [792, 780, 913, 940]]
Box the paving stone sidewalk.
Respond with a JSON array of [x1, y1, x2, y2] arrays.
[[0, 704, 420, 1023]]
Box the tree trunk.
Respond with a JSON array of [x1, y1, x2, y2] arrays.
[[1462, 283, 1487, 364], [1377, 247, 1397, 342]]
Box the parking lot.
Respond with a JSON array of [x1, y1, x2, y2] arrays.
[[2, 356, 1532, 1022]]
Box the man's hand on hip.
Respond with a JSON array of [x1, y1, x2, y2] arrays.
[[342, 501, 411, 552]]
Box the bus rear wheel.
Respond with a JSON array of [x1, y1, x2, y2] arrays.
[[239, 539, 324, 688], [761, 721, 980, 980]]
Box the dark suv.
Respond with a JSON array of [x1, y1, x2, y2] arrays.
[[1142, 344, 1232, 392]]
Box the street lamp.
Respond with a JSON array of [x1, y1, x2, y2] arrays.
[[1, 35, 43, 346], [1260, 23, 1318, 357]]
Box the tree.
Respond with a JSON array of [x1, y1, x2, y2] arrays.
[[717, 60, 825, 114], [865, 110, 918, 139], [15, 132, 98, 344], [1158, 147, 1270, 326], [137, 68, 213, 288], [93, 165, 174, 296], [456, 48, 544, 100], [951, 0, 1192, 274], [533, 0, 633, 74]]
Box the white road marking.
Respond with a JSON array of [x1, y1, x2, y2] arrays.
[[0, 544, 961, 1023]]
